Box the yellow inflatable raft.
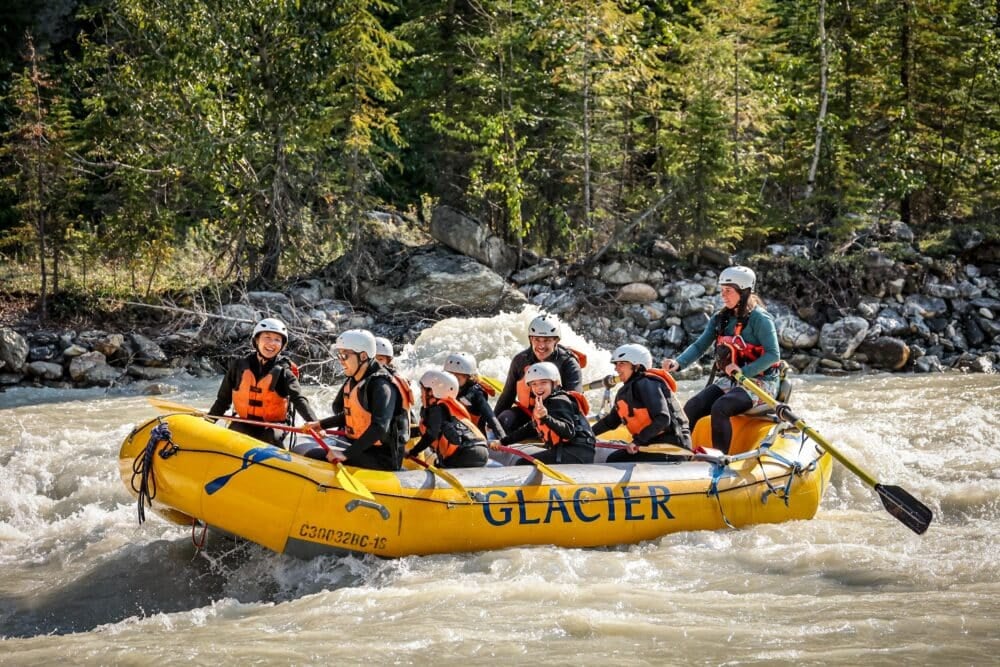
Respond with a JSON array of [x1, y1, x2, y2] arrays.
[[119, 413, 832, 558]]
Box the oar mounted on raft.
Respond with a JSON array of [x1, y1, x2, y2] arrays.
[[732, 371, 934, 535]]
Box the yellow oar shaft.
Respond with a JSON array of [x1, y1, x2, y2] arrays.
[[733, 372, 879, 487]]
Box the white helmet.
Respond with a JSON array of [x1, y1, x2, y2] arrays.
[[443, 352, 478, 376], [335, 329, 376, 358], [611, 344, 652, 370], [420, 369, 459, 400], [252, 318, 288, 345], [524, 361, 561, 385], [718, 265, 756, 291], [528, 314, 561, 338], [374, 336, 394, 358]]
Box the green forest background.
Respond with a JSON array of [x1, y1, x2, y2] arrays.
[[1, 0, 998, 317]]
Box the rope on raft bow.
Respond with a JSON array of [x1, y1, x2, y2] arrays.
[[131, 421, 174, 524]]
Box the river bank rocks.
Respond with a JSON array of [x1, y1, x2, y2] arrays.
[[1, 212, 997, 390]]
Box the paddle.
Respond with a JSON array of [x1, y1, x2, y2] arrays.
[[406, 456, 473, 502], [595, 440, 694, 457], [733, 371, 933, 535], [584, 374, 619, 391], [481, 375, 505, 393], [304, 429, 376, 501], [147, 398, 374, 501], [147, 398, 308, 434], [492, 444, 577, 484]]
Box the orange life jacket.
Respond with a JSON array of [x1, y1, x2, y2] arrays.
[[614, 368, 678, 436], [232, 363, 289, 423], [343, 366, 397, 445], [389, 371, 415, 410], [418, 397, 485, 459], [536, 390, 590, 448]]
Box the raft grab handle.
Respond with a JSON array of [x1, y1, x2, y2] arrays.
[[345, 498, 390, 520]]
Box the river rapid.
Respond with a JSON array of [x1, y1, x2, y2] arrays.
[[1, 310, 998, 665]]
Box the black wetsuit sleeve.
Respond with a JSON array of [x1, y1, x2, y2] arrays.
[[318, 385, 347, 430], [409, 405, 444, 457], [500, 419, 540, 445], [558, 353, 583, 392], [469, 385, 505, 438], [591, 408, 622, 437], [632, 378, 672, 445], [341, 378, 397, 459], [208, 359, 240, 416]]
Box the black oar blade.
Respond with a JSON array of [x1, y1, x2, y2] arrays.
[[875, 484, 933, 535]]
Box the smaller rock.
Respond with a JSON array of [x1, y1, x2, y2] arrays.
[[0, 327, 29, 374], [28, 345, 60, 362], [127, 365, 180, 380], [682, 312, 711, 335], [617, 283, 658, 303], [925, 282, 960, 299], [511, 259, 559, 285], [26, 361, 64, 380], [289, 280, 323, 307], [650, 239, 679, 260], [857, 336, 910, 370], [247, 291, 291, 308], [62, 344, 88, 358], [130, 333, 168, 366], [819, 316, 869, 359], [914, 355, 945, 373]]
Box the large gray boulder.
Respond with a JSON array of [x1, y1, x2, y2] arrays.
[[0, 328, 29, 373], [363, 249, 526, 314], [769, 303, 819, 349], [820, 316, 870, 359], [599, 261, 663, 286], [430, 206, 517, 276], [68, 351, 121, 386]]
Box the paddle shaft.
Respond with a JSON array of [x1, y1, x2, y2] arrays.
[[148, 398, 347, 438], [595, 440, 692, 456], [406, 455, 472, 501], [734, 371, 932, 534], [493, 444, 576, 484], [584, 375, 619, 391], [733, 373, 879, 486]]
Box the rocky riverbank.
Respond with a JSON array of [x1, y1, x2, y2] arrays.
[[1, 207, 997, 391]]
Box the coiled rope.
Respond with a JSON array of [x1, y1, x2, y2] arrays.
[[131, 421, 174, 524]]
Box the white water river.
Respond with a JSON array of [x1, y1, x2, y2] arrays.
[[1, 311, 998, 665]]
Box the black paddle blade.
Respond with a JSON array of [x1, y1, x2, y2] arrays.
[[875, 484, 933, 535]]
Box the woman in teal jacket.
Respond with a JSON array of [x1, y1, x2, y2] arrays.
[[662, 266, 780, 453]]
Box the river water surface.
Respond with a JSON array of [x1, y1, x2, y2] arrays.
[[2, 311, 998, 665]]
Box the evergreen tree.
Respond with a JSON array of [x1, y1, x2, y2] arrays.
[[1, 36, 81, 318]]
